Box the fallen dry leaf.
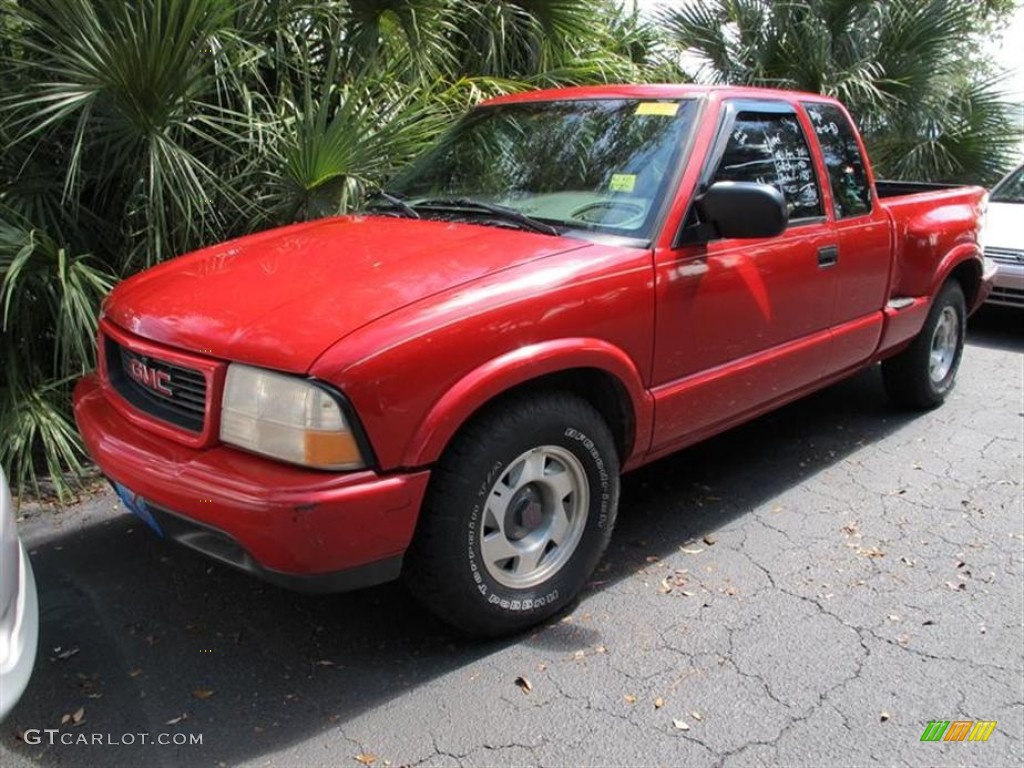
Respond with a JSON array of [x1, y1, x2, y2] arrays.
[[724, 586, 737, 596], [856, 546, 885, 558], [315, 659, 337, 667], [945, 581, 967, 592], [659, 571, 690, 595], [53, 646, 80, 662], [680, 547, 704, 555], [624, 694, 637, 705], [880, 711, 891, 722], [354, 754, 377, 766], [128, 668, 143, 678], [191, 688, 215, 700], [690, 711, 703, 721], [673, 719, 690, 731], [654, 697, 665, 709], [595, 645, 607, 655], [514, 676, 532, 694], [164, 714, 188, 725], [71, 707, 85, 725]]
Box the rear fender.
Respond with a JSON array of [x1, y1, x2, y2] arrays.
[[877, 244, 983, 358]]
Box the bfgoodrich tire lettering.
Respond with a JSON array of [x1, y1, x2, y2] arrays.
[[404, 392, 620, 636]]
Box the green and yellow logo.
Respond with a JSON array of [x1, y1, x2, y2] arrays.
[[920, 720, 997, 742]]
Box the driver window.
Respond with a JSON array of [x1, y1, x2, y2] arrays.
[[713, 110, 823, 223]]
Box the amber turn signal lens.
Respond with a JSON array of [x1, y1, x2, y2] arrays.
[[303, 430, 362, 469]]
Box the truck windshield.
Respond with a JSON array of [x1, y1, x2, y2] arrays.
[[991, 164, 1024, 203], [386, 98, 698, 240]]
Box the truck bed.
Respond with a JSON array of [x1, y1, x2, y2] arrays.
[[875, 180, 967, 199], [877, 182, 987, 302]]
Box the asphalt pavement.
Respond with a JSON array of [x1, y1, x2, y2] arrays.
[[1, 306, 1021, 768]]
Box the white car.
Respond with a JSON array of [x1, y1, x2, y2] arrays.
[[0, 467, 38, 720], [985, 162, 1024, 308]]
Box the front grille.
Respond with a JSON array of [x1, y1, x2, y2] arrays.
[[988, 286, 1024, 307], [105, 337, 207, 432], [985, 247, 1024, 265]]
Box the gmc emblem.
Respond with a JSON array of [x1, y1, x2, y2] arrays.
[[127, 357, 173, 396]]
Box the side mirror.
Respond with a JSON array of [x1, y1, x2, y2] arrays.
[[695, 181, 788, 240]]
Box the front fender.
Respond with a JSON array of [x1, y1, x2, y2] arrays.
[[401, 338, 653, 469]]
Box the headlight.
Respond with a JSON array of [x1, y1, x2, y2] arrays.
[[220, 364, 365, 470]]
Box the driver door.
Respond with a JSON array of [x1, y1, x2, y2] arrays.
[[649, 100, 838, 456]]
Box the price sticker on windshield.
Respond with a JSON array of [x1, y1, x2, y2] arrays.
[[609, 174, 636, 192], [635, 102, 679, 117]]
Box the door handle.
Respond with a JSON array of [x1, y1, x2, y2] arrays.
[[817, 245, 839, 268]]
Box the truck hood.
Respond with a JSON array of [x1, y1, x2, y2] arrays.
[[104, 215, 589, 373], [986, 200, 1022, 252]]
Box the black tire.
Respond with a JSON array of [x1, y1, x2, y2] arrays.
[[882, 280, 966, 409], [403, 392, 620, 636]]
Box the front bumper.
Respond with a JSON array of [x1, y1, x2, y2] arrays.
[[0, 541, 38, 721], [73, 374, 430, 592], [986, 257, 1024, 308]]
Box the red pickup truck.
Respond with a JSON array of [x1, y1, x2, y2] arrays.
[[74, 85, 993, 635]]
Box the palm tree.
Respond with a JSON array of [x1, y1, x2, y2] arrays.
[[0, 0, 663, 498], [659, 0, 1018, 184]]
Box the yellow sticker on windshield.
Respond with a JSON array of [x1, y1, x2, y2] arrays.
[[609, 174, 636, 192], [635, 102, 679, 116]]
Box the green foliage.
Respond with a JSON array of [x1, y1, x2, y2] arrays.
[[0, 216, 113, 498], [0, 0, 664, 500], [660, 0, 1018, 184]]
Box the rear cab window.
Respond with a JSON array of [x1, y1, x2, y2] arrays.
[[801, 102, 873, 218]]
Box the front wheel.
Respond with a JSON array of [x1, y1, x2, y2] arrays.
[[403, 392, 620, 636], [882, 280, 966, 409]]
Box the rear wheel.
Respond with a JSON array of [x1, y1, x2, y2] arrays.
[[882, 280, 966, 409], [404, 392, 620, 636]]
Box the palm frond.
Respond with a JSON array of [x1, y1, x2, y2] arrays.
[[660, 0, 1017, 183]]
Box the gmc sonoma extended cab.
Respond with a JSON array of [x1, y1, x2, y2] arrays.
[[74, 85, 994, 635]]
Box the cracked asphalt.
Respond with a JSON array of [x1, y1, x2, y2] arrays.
[[2, 306, 1021, 768]]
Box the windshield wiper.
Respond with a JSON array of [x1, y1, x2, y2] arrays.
[[412, 197, 560, 236], [364, 189, 420, 219]]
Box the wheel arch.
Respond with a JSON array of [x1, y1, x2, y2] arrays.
[[401, 339, 652, 469], [945, 257, 982, 311], [933, 245, 983, 311]]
